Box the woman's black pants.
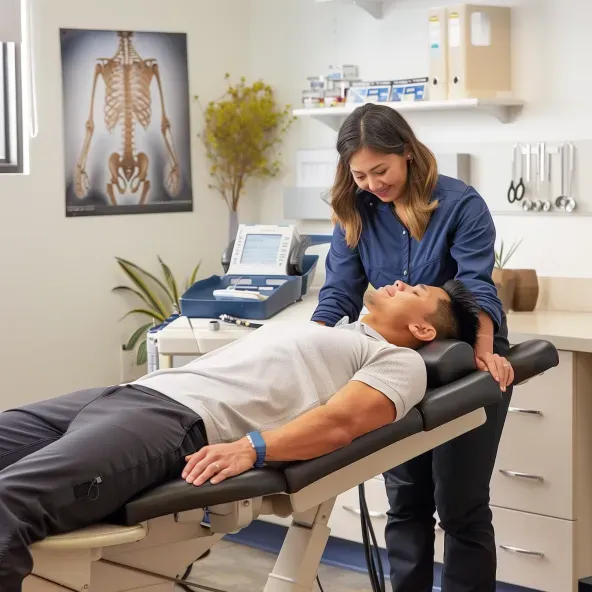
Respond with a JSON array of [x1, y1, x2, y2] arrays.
[[384, 330, 512, 592]]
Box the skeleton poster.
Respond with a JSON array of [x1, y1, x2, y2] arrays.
[[60, 28, 193, 217]]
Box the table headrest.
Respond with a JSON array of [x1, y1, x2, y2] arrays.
[[417, 339, 476, 388]]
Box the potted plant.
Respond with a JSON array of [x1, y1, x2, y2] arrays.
[[493, 238, 539, 312], [196, 74, 295, 241], [493, 239, 520, 312], [113, 257, 201, 368]]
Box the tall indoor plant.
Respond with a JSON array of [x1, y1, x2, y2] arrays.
[[196, 74, 295, 240], [113, 257, 201, 365]]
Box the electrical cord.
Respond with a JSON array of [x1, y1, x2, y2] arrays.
[[359, 483, 386, 592]]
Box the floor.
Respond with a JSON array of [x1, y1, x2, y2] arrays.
[[181, 539, 383, 592]]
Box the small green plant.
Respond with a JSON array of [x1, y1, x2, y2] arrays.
[[195, 73, 295, 213], [113, 257, 201, 365], [495, 238, 523, 269]]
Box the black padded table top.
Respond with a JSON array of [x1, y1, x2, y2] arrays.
[[110, 466, 287, 526], [110, 339, 559, 527]]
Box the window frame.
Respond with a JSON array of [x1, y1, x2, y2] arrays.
[[0, 41, 23, 174]]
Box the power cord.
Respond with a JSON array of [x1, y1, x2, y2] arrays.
[[359, 483, 386, 592]]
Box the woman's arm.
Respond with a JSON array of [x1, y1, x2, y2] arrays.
[[449, 188, 502, 332], [450, 188, 513, 389], [311, 223, 369, 327]]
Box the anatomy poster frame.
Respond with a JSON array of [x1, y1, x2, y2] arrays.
[[60, 28, 193, 217]]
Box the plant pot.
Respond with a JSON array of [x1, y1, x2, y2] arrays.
[[512, 269, 539, 311], [492, 268, 516, 313]]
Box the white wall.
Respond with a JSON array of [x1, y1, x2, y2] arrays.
[[246, 0, 592, 279], [0, 0, 252, 407], [0, 0, 21, 42]]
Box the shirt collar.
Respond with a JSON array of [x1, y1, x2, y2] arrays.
[[335, 317, 387, 342]]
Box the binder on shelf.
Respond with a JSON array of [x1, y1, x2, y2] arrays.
[[428, 7, 448, 101], [447, 4, 512, 100]]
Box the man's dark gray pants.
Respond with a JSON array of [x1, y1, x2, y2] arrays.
[[0, 385, 206, 591]]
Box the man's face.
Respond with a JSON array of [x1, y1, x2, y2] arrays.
[[364, 281, 449, 343]]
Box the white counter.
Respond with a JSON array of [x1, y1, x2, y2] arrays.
[[158, 289, 322, 356], [508, 310, 592, 353]]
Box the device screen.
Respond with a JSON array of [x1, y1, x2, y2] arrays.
[[240, 233, 283, 266]]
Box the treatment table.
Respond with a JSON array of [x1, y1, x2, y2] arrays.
[[24, 338, 559, 592]]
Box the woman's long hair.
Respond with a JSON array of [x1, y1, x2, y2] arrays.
[[331, 103, 439, 247]]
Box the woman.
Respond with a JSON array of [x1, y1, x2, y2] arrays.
[[311, 103, 513, 592]]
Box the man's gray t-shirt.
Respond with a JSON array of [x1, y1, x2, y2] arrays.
[[133, 321, 427, 444]]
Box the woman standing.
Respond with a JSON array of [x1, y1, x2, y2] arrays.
[[311, 103, 513, 592]]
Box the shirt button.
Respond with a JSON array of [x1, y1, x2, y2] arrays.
[[403, 270, 408, 276], [402, 230, 406, 235]]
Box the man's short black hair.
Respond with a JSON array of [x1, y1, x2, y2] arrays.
[[427, 279, 482, 348]]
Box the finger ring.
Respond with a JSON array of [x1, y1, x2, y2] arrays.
[[503, 363, 511, 368], [213, 462, 221, 472]]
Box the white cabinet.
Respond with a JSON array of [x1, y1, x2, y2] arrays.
[[434, 349, 592, 591], [490, 351, 575, 520], [435, 506, 574, 592]]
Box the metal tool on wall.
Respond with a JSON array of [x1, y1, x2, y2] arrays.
[[507, 143, 525, 204], [517, 141, 578, 213], [555, 141, 577, 212]]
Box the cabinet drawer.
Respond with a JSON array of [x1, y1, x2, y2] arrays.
[[491, 351, 574, 519], [436, 506, 574, 591], [328, 478, 389, 548]]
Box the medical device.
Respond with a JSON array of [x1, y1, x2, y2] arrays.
[[224, 225, 311, 278], [179, 225, 331, 321]]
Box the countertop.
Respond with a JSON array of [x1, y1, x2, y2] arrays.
[[508, 310, 592, 353]]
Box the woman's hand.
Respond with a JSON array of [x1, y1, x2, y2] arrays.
[[182, 439, 257, 486], [474, 347, 514, 392], [474, 311, 514, 392]]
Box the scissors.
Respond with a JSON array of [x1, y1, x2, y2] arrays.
[[507, 143, 525, 204]]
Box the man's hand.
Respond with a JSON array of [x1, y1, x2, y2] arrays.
[[182, 438, 257, 486], [474, 347, 514, 392]]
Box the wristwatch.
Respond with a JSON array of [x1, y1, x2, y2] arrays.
[[246, 431, 266, 468]]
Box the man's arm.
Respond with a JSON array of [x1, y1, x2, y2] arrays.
[[264, 380, 397, 460], [182, 380, 397, 486]]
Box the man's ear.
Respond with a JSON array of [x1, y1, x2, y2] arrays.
[[408, 323, 437, 343]]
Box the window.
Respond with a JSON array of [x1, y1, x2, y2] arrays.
[[0, 41, 23, 173]]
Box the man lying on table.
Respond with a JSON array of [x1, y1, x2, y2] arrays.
[[0, 279, 514, 590]]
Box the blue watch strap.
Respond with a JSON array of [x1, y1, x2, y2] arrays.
[[247, 431, 266, 468]]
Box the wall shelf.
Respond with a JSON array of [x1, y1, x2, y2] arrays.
[[292, 98, 524, 130]]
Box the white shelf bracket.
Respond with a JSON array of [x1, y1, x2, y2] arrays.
[[353, 0, 384, 18], [317, 0, 388, 19], [479, 102, 522, 123]]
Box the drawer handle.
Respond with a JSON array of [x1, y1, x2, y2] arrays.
[[500, 544, 545, 558], [499, 469, 544, 481], [508, 407, 543, 416], [343, 505, 386, 519]]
